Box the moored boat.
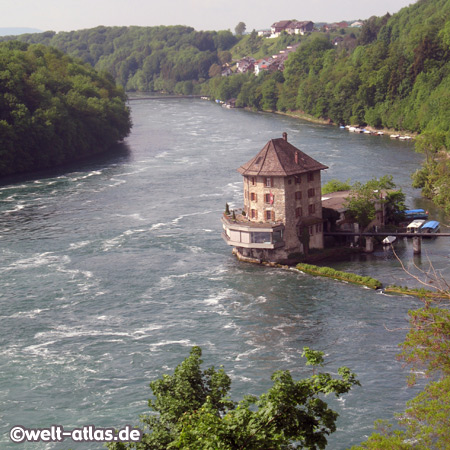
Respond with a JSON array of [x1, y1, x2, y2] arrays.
[[407, 219, 427, 233], [421, 220, 440, 235], [382, 235, 396, 245], [404, 209, 428, 220]]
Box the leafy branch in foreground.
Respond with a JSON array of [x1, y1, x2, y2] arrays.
[[107, 346, 359, 450]]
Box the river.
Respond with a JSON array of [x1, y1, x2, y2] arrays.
[[1, 98, 449, 449]]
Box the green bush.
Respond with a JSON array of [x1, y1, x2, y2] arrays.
[[296, 263, 382, 289]]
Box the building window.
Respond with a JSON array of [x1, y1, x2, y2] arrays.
[[316, 223, 322, 233], [308, 204, 316, 215], [251, 176, 256, 186], [251, 209, 258, 219], [308, 172, 314, 182], [295, 191, 302, 200], [309, 226, 314, 236], [265, 210, 274, 221], [264, 193, 274, 204], [250, 192, 257, 202], [295, 175, 301, 184], [251, 232, 271, 243], [265, 177, 273, 187], [288, 178, 292, 185], [295, 207, 302, 218], [307, 188, 315, 198]]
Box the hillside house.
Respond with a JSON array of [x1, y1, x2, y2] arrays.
[[236, 57, 255, 74], [221, 67, 232, 76], [270, 20, 292, 37], [323, 21, 349, 31], [222, 133, 328, 263], [270, 20, 314, 37], [254, 58, 279, 75], [286, 21, 314, 35]]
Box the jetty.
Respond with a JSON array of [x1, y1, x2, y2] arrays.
[[325, 231, 450, 255]]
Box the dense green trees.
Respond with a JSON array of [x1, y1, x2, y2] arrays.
[[0, 41, 131, 176], [1, 26, 238, 93], [323, 176, 406, 230], [107, 346, 359, 450]]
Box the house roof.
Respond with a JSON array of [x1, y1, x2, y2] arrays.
[[271, 20, 292, 29], [237, 133, 328, 177], [321, 190, 351, 212]]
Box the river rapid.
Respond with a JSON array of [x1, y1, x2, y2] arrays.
[[1, 98, 449, 449]]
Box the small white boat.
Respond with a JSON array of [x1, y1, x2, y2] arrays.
[[349, 127, 363, 133], [390, 134, 400, 139], [382, 236, 396, 245]]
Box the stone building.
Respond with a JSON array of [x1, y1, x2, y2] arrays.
[[222, 133, 328, 262]]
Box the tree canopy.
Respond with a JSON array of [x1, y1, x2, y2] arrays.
[[1, 26, 238, 94], [235, 22, 246, 36], [0, 41, 131, 176], [336, 176, 405, 230], [107, 346, 359, 450]]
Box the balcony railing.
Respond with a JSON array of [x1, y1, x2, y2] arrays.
[[221, 214, 285, 250]]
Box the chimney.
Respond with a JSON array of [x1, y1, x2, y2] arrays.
[[282, 132, 287, 141]]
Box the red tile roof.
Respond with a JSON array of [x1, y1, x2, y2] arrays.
[[237, 134, 328, 176]]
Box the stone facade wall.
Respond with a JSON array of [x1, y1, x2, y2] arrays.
[[243, 170, 324, 256], [243, 175, 286, 223], [283, 170, 323, 252]]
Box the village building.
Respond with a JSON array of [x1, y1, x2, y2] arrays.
[[236, 57, 256, 74], [322, 190, 389, 233], [270, 20, 293, 38], [270, 20, 314, 38], [286, 21, 314, 35], [323, 21, 349, 31], [257, 29, 271, 37], [221, 67, 232, 77], [222, 133, 328, 263]]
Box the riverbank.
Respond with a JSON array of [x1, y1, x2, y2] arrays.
[[273, 109, 419, 138]]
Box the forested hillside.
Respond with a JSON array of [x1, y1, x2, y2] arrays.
[[0, 41, 131, 176], [1, 26, 238, 94]]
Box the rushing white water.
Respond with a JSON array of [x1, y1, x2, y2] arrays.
[[0, 99, 448, 449]]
